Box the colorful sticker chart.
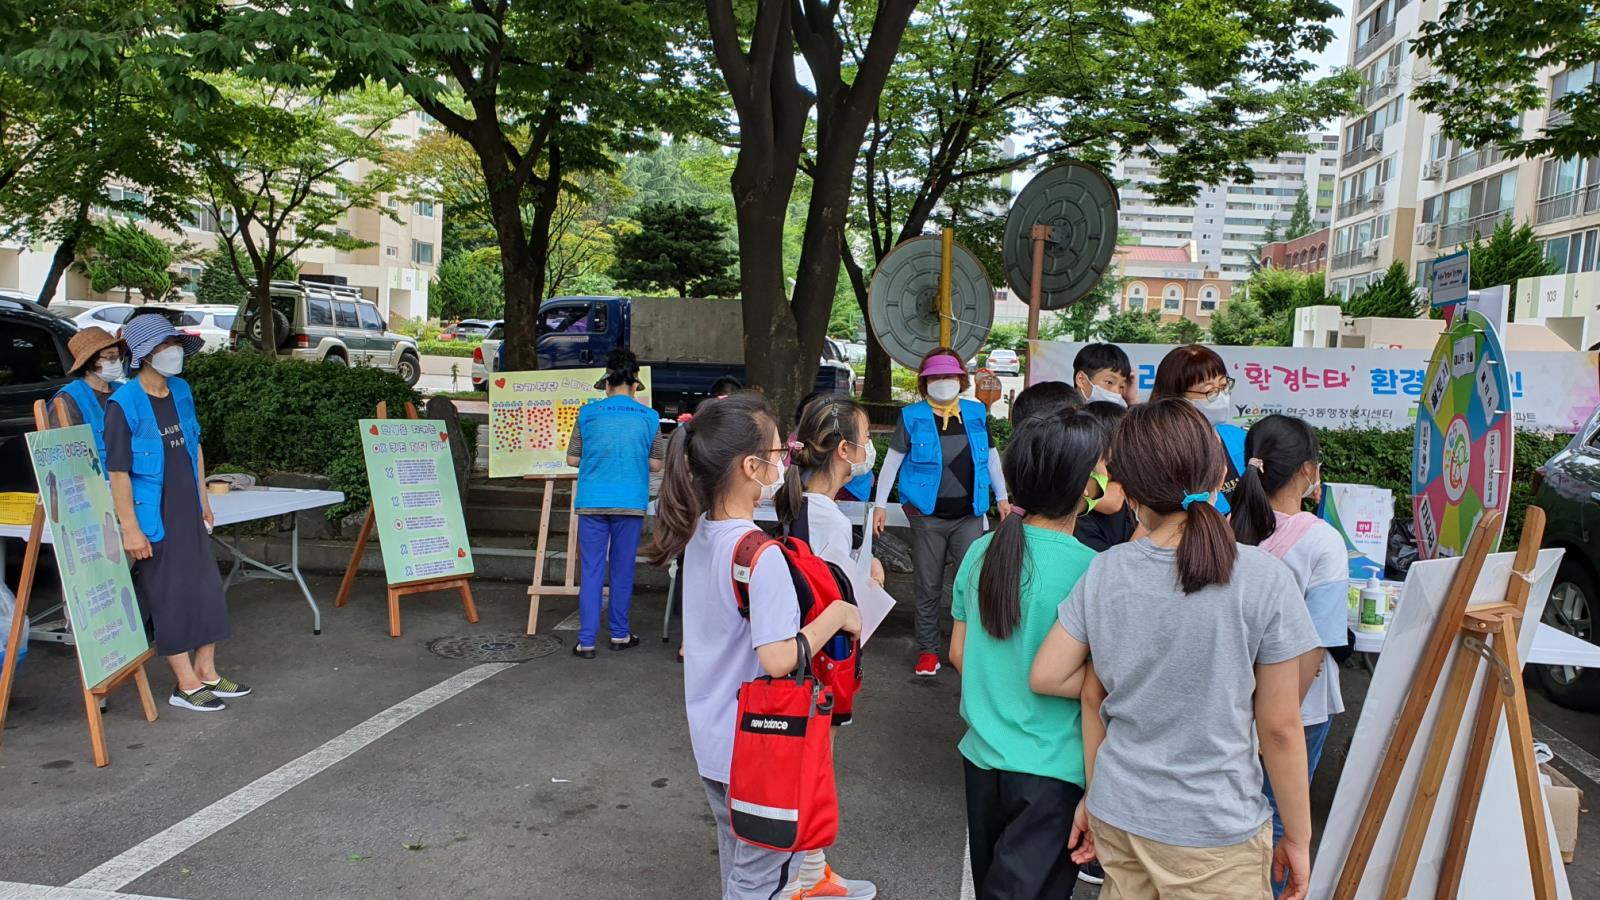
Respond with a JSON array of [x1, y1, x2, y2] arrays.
[[487, 367, 653, 478], [1411, 310, 1513, 560], [359, 418, 474, 585], [25, 426, 150, 689]]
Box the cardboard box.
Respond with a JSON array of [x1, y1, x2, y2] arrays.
[[1541, 763, 1584, 864]]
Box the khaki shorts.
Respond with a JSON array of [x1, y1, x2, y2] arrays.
[[1090, 814, 1272, 899]]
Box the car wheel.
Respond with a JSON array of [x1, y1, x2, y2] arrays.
[[1535, 557, 1600, 712], [397, 351, 421, 387], [324, 350, 349, 367]]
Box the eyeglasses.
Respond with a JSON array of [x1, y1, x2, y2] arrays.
[[1082, 471, 1109, 514], [1188, 377, 1236, 402]]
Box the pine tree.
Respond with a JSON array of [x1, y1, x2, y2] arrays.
[[609, 201, 739, 297], [1468, 217, 1556, 290], [1285, 188, 1314, 240], [1347, 261, 1421, 319]]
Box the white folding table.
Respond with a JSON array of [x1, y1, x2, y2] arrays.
[[0, 486, 344, 640]]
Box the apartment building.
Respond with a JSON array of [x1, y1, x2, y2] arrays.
[[0, 112, 441, 323], [1112, 136, 1339, 281], [1326, 0, 1600, 301]]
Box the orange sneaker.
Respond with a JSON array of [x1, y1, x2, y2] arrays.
[[800, 865, 877, 899]]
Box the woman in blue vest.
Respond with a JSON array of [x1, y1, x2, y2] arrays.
[[566, 349, 663, 659], [873, 347, 1009, 677], [54, 328, 128, 461], [105, 316, 241, 713], [1150, 344, 1247, 515]]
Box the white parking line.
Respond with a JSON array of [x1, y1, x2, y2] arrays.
[[66, 663, 514, 892], [0, 883, 181, 900]]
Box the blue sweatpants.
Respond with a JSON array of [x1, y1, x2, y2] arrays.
[[576, 513, 643, 649]]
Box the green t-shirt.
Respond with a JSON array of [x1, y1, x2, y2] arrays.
[[952, 524, 1096, 785]]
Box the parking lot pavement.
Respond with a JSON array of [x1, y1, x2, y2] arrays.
[[1, 573, 1593, 898]]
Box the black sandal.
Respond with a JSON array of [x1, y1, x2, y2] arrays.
[[609, 635, 641, 651], [572, 645, 596, 659]]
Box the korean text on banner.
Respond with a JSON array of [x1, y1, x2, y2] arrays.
[[487, 367, 654, 478], [25, 426, 150, 689], [1028, 341, 1598, 433], [359, 418, 474, 586]]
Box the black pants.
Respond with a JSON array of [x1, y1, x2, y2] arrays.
[[964, 760, 1083, 899]]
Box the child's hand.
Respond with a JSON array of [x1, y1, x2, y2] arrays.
[[832, 602, 863, 636], [1068, 799, 1096, 864], [870, 558, 885, 586]]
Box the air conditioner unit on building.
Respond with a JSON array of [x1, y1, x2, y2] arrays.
[[1415, 223, 1439, 245], [1422, 160, 1444, 180], [1360, 241, 1380, 260], [1380, 70, 1400, 88], [1363, 134, 1383, 152]]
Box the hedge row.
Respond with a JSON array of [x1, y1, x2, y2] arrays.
[[415, 338, 478, 358], [184, 351, 419, 519]]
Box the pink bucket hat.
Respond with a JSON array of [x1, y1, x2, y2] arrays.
[[920, 353, 965, 377]]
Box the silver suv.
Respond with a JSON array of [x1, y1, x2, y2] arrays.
[[229, 281, 421, 386]]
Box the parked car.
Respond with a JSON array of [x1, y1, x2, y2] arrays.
[[485, 297, 854, 416], [441, 318, 496, 342], [228, 281, 422, 386], [0, 294, 77, 491], [60, 301, 139, 333], [472, 320, 506, 390], [1531, 406, 1600, 711], [985, 348, 1021, 376]]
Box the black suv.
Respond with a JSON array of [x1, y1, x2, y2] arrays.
[[0, 295, 77, 490]]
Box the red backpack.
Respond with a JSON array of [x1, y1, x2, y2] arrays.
[[730, 523, 863, 723]]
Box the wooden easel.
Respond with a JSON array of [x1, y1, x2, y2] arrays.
[[525, 473, 601, 635], [1333, 508, 1559, 899], [0, 399, 158, 768], [335, 400, 479, 638]]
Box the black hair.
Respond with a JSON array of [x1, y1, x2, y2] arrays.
[[794, 391, 827, 426], [1008, 381, 1081, 425], [776, 394, 866, 528], [1079, 400, 1127, 428], [976, 411, 1105, 640], [602, 348, 642, 388], [1110, 399, 1236, 594], [650, 392, 779, 566], [1073, 343, 1133, 379], [709, 375, 744, 397], [1230, 414, 1321, 547]]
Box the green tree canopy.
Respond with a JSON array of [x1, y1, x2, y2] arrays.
[[1208, 297, 1280, 346], [1097, 308, 1170, 344], [192, 244, 300, 308], [609, 201, 738, 297], [432, 248, 505, 321], [1413, 0, 1599, 159], [74, 221, 184, 303], [1468, 217, 1557, 290], [1286, 189, 1314, 240], [1347, 261, 1422, 319]]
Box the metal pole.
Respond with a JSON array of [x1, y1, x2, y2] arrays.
[[1027, 224, 1052, 344], [939, 228, 954, 348]]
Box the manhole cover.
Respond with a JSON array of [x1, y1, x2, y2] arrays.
[[426, 633, 562, 662]]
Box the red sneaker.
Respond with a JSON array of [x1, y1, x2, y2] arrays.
[[914, 652, 941, 677]]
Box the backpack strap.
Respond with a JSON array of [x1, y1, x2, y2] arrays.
[[782, 495, 811, 545], [730, 529, 779, 618]]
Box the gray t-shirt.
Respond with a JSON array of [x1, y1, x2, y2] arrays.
[[1060, 538, 1318, 847]]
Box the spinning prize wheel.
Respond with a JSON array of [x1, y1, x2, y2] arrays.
[[1411, 310, 1513, 559], [868, 234, 993, 369]]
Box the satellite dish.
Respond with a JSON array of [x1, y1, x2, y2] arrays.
[[867, 235, 994, 369], [1002, 161, 1119, 311]]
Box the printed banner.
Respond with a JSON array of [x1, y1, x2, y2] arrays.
[[1028, 341, 1598, 433], [1319, 483, 1394, 579], [487, 367, 654, 478], [25, 426, 149, 689], [359, 418, 474, 585]]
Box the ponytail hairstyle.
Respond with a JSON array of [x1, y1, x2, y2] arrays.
[[775, 394, 866, 529], [602, 348, 643, 389], [1230, 414, 1321, 547], [976, 411, 1106, 639], [649, 392, 779, 566], [1109, 399, 1236, 594]]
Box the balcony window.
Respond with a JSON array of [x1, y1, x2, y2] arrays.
[[1550, 63, 1599, 124], [1536, 157, 1600, 225], [415, 200, 435, 218], [411, 240, 435, 266], [1438, 171, 1517, 246]]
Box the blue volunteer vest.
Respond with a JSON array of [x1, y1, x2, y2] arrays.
[[895, 398, 991, 518], [109, 377, 202, 543], [573, 394, 659, 512], [1214, 422, 1248, 516], [56, 378, 110, 472]]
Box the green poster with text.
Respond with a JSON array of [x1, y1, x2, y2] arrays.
[[26, 426, 150, 688], [359, 418, 474, 585]]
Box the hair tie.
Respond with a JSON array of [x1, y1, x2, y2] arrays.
[[1180, 491, 1211, 510], [1246, 457, 1264, 472], [787, 440, 805, 453], [676, 413, 694, 424]]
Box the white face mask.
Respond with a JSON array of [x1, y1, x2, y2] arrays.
[[846, 439, 877, 478], [1191, 391, 1231, 425], [1302, 464, 1322, 500], [95, 358, 126, 384], [1089, 383, 1127, 407], [927, 379, 961, 403], [149, 345, 185, 377], [750, 456, 786, 502]]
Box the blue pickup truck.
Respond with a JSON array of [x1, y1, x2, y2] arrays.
[[483, 296, 854, 416]]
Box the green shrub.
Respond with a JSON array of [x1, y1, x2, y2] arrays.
[[184, 351, 419, 519], [416, 338, 478, 358]]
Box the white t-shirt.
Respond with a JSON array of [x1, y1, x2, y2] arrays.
[[1260, 512, 1350, 726], [681, 515, 802, 784], [803, 492, 856, 572]]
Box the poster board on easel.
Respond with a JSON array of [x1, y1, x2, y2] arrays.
[[0, 399, 158, 768], [335, 401, 478, 638], [1309, 515, 1570, 899]]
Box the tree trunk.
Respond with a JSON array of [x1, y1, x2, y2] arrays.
[[254, 275, 277, 357], [34, 202, 90, 307], [732, 157, 805, 423], [840, 241, 892, 401]]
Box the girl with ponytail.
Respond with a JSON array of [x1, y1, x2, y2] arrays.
[[949, 411, 1105, 897], [776, 395, 885, 586], [649, 392, 863, 900], [1030, 399, 1323, 900], [1230, 415, 1352, 897]]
